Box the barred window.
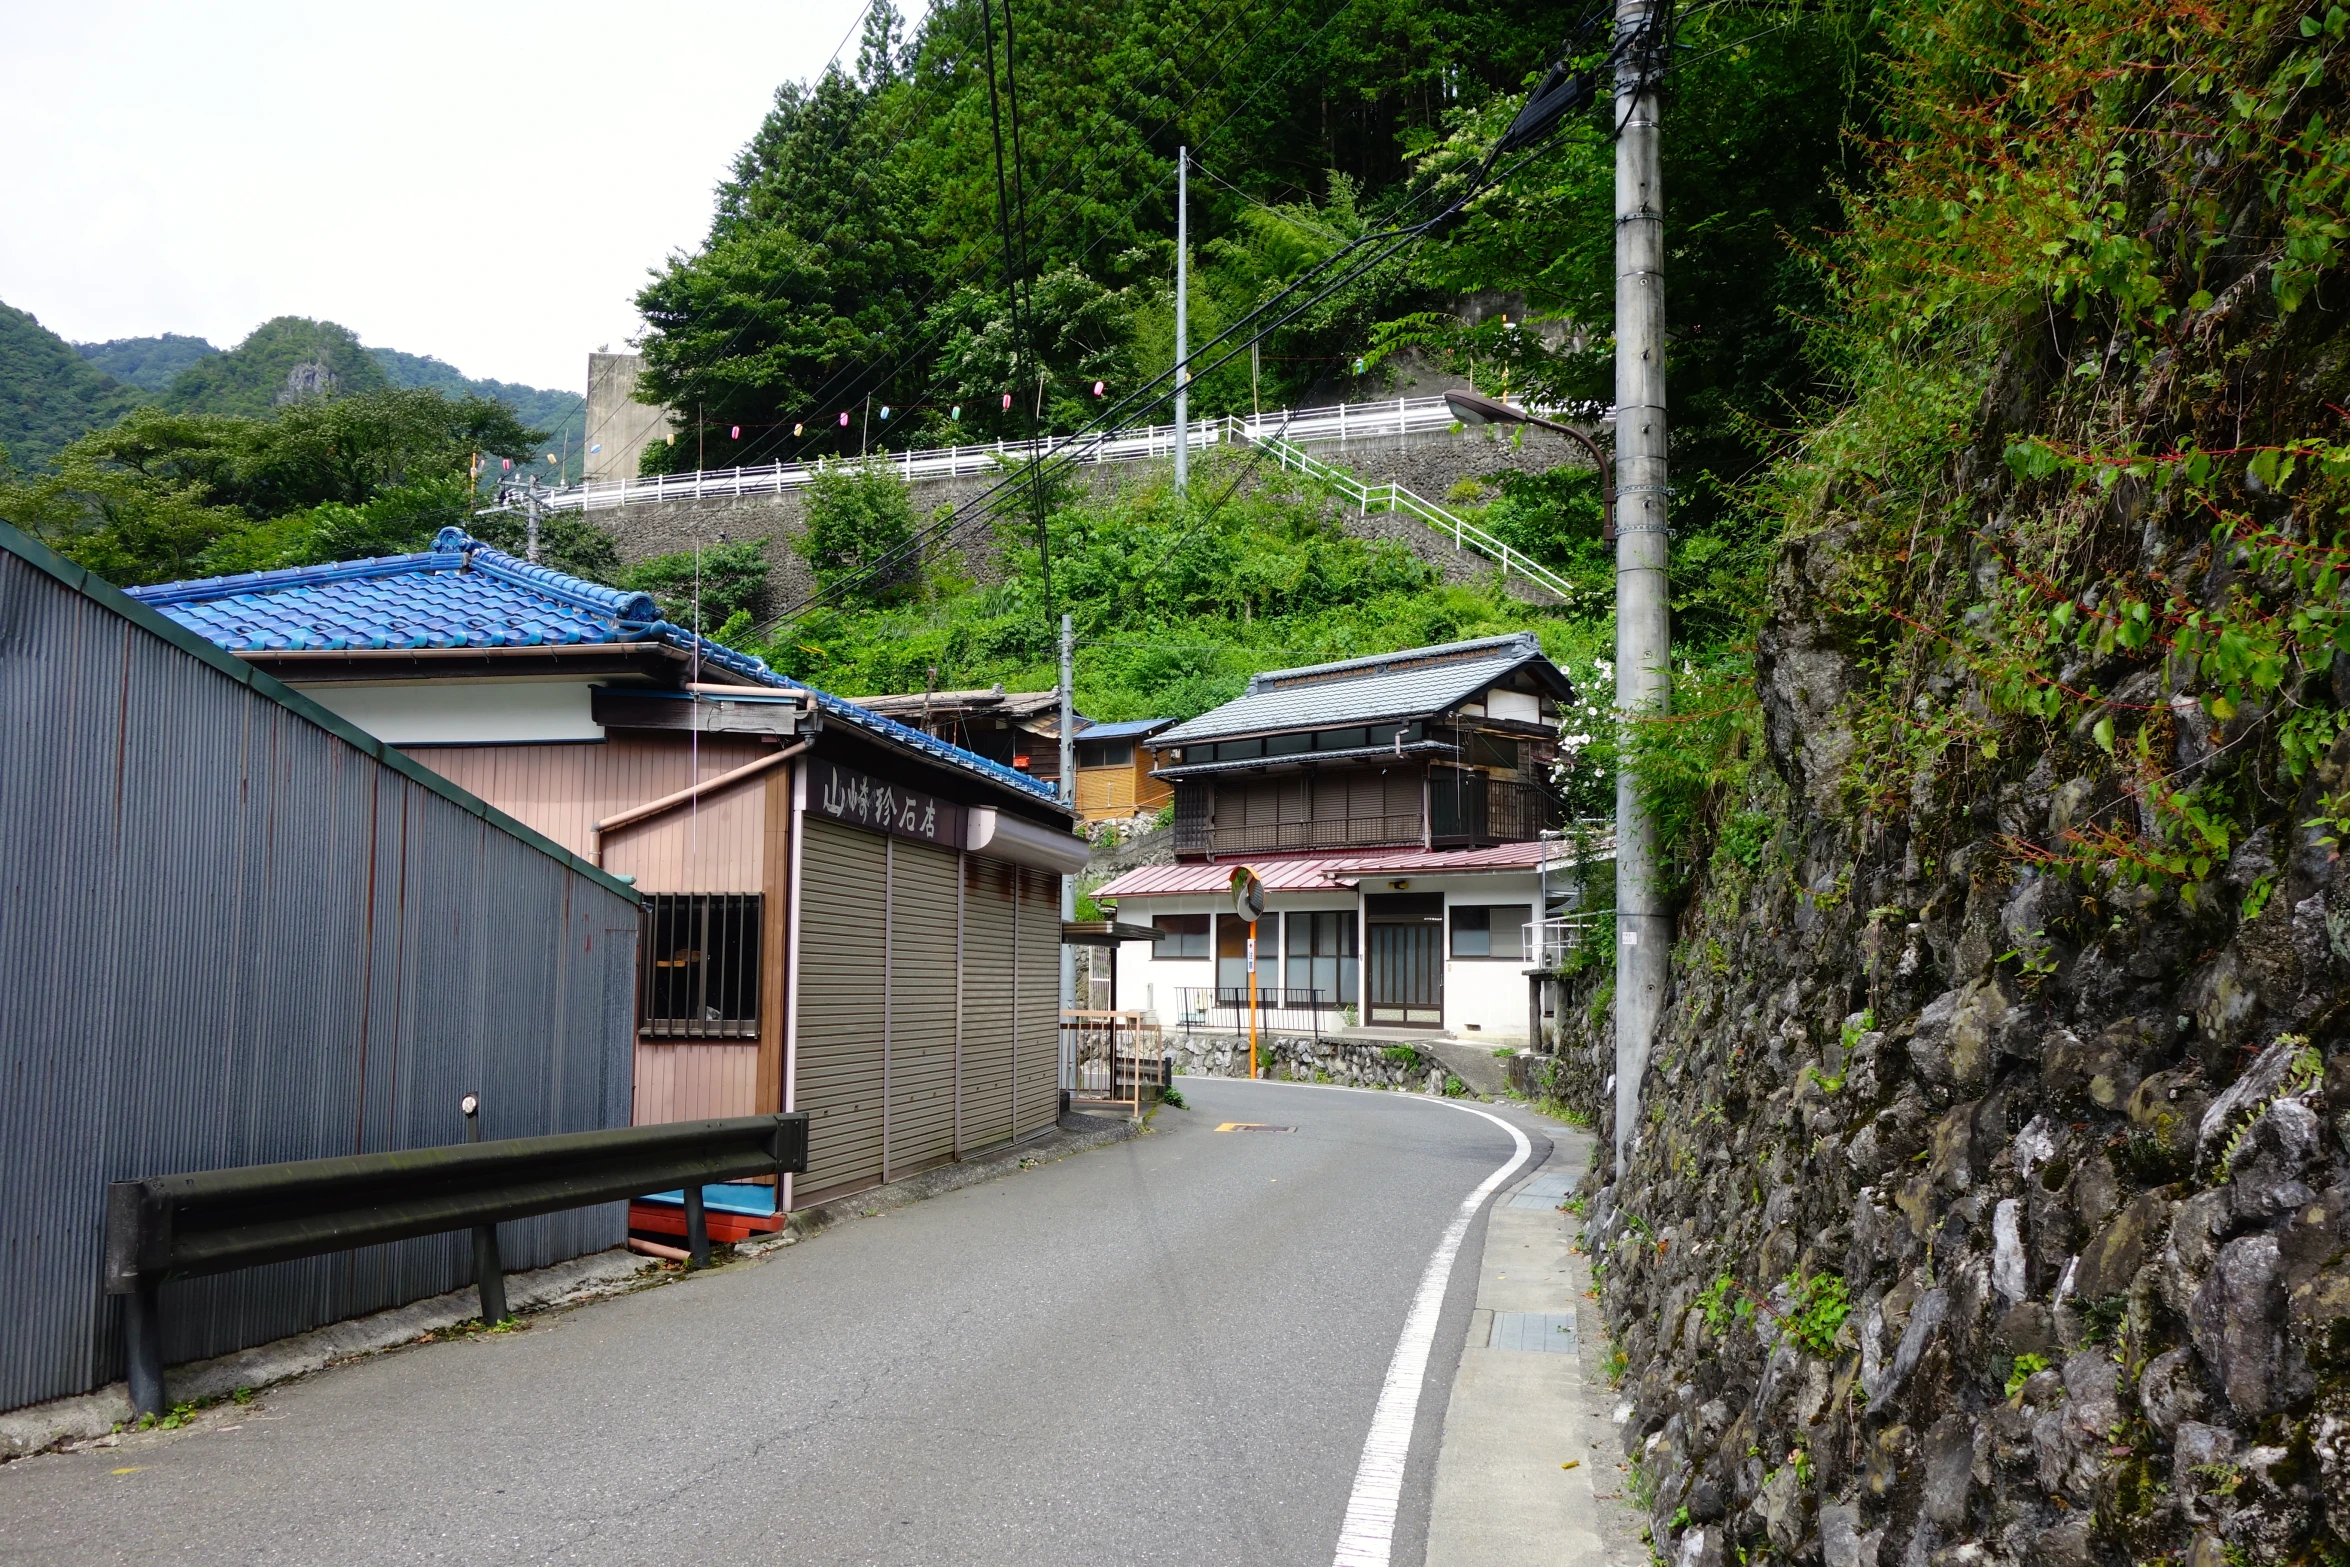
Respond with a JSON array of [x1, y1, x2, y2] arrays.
[[640, 894, 763, 1039]]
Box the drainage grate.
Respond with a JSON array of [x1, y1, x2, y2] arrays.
[[1508, 1171, 1579, 1210], [1490, 1312, 1579, 1353], [1215, 1123, 1296, 1133]]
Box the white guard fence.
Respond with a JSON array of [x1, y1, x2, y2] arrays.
[[545, 396, 1517, 513], [535, 394, 1599, 604]]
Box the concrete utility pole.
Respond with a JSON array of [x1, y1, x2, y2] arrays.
[[1612, 0, 1671, 1173], [1059, 613, 1078, 1011], [523, 479, 543, 564], [1174, 145, 1189, 493]]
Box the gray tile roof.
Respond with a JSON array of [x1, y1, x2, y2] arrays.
[[1156, 633, 1565, 746]]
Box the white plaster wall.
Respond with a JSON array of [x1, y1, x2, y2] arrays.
[[1437, 878, 1539, 1040], [295, 679, 603, 745]]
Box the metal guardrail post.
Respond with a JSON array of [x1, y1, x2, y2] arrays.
[[461, 1096, 507, 1324], [682, 1185, 710, 1267]]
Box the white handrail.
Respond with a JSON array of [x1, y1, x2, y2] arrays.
[[545, 394, 1484, 514], [1244, 432, 1577, 604]]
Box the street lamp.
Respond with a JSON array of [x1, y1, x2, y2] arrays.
[[1444, 389, 1616, 542]]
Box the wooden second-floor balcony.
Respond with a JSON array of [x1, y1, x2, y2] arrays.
[[1170, 767, 1555, 858]]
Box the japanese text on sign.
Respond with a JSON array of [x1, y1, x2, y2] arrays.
[[811, 759, 964, 848]]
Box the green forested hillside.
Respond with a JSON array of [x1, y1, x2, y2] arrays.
[[371, 347, 587, 482], [73, 333, 218, 392], [623, 0, 1867, 717], [0, 303, 143, 469], [158, 316, 392, 416]]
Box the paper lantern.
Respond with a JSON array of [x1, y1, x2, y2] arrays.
[[501, 457, 511, 472], [1001, 393, 1012, 411], [952, 406, 962, 422], [731, 425, 741, 439], [1093, 380, 1105, 396], [839, 411, 850, 427], [793, 423, 803, 437]]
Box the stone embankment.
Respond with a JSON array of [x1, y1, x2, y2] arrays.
[[1166, 1028, 1463, 1095]]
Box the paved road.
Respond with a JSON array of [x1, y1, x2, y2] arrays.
[[0, 1079, 1545, 1566]]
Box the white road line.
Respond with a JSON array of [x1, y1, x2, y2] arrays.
[[1331, 1100, 1533, 1567]]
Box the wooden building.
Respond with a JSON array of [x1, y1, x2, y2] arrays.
[[130, 529, 1088, 1229], [852, 687, 1173, 824], [1096, 635, 1585, 1039]]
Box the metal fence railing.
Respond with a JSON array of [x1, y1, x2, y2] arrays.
[[1249, 434, 1579, 603], [538, 398, 1474, 514], [1173, 812, 1426, 858], [1171, 986, 1340, 1040], [1524, 915, 1609, 971], [1058, 1010, 1168, 1118]]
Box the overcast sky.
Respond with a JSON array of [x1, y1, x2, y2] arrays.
[[0, 1, 878, 394]]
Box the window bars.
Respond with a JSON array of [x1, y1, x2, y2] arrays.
[[639, 894, 764, 1039]]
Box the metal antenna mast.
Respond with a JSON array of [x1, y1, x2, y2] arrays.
[[1612, 0, 1672, 1171]]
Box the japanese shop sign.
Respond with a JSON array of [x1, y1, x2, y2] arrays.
[[811, 758, 964, 848]]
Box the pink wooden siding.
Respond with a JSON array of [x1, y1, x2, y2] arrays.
[[409, 738, 768, 894], [633, 1043, 760, 1124]]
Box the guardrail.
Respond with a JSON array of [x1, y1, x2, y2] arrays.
[[534, 396, 1499, 515], [1248, 434, 1579, 603], [1172, 986, 1340, 1040], [104, 1111, 809, 1416]]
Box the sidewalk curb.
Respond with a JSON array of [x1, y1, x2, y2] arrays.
[[0, 1110, 1147, 1462]]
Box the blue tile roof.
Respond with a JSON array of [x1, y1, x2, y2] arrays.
[[127, 528, 1063, 807], [1078, 717, 1176, 741]]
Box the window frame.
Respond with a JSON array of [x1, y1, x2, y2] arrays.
[[1448, 903, 1529, 961], [639, 893, 764, 1039], [1151, 912, 1210, 959]]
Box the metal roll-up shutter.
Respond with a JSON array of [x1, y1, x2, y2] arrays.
[[960, 855, 1019, 1150], [1017, 865, 1062, 1139], [796, 818, 887, 1194], [887, 839, 960, 1173]]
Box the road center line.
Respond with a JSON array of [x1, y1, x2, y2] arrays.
[[1331, 1100, 1533, 1567]]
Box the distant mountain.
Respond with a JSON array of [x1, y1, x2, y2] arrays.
[[371, 348, 586, 483], [159, 316, 391, 417], [74, 333, 219, 393], [0, 302, 144, 470], [2, 301, 587, 479]]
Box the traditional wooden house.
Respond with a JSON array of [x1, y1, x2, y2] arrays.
[[851, 686, 1173, 823], [129, 528, 1087, 1234], [1095, 634, 1583, 1039]]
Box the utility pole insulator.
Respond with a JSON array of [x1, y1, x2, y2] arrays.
[[1612, 0, 1671, 1175]]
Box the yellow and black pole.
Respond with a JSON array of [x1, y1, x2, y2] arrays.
[[1230, 866, 1266, 1079]]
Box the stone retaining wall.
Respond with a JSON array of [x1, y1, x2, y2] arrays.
[[1166, 1028, 1459, 1094]]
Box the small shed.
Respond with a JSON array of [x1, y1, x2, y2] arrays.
[[0, 520, 642, 1415]]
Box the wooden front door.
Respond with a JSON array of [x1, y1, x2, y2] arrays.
[[1365, 893, 1443, 1027]]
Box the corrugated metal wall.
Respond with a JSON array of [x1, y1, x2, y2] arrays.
[[0, 542, 640, 1414]]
